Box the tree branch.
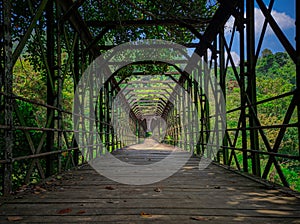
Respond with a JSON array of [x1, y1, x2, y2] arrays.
[[123, 0, 157, 19]]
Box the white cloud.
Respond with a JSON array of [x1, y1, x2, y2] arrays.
[[225, 8, 295, 36], [222, 8, 294, 67], [225, 51, 240, 67], [206, 49, 240, 67], [255, 8, 295, 36], [224, 16, 235, 35]]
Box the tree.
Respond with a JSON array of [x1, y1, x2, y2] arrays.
[[261, 48, 272, 58], [256, 51, 295, 84], [80, 0, 215, 45]]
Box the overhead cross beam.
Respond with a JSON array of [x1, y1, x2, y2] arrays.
[[161, 0, 239, 119], [57, 0, 98, 57], [97, 43, 210, 51], [86, 18, 211, 28]]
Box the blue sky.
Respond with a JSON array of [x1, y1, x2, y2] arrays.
[[224, 0, 296, 64]]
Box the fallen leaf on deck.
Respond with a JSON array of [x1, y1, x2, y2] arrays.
[[107, 200, 120, 204], [183, 166, 195, 170], [140, 212, 152, 218], [154, 187, 162, 192], [190, 216, 208, 221], [76, 210, 86, 214], [35, 186, 47, 192], [105, 186, 115, 190], [57, 208, 72, 214], [7, 216, 23, 221]]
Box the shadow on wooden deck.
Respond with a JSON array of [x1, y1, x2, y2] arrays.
[[1, 140, 300, 223]]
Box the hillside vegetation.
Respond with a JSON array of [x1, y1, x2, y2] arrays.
[[226, 49, 299, 191]]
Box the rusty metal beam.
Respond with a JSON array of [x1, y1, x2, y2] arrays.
[[60, 0, 85, 22], [3, 0, 13, 196], [57, 0, 98, 56], [297, 0, 300, 158], [194, 0, 239, 57], [86, 18, 211, 28], [161, 0, 239, 118], [98, 43, 210, 50], [12, 0, 48, 66]]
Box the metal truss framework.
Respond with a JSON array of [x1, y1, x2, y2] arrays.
[[0, 0, 299, 195]]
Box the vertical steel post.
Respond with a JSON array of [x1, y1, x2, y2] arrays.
[[56, 2, 63, 173], [73, 38, 80, 166], [110, 85, 115, 151], [187, 78, 192, 152], [296, 0, 300, 158], [194, 68, 201, 154], [0, 2, 4, 91], [203, 52, 210, 154], [3, 0, 13, 196], [46, 0, 55, 176], [89, 55, 95, 158], [99, 87, 104, 145], [182, 84, 187, 150], [199, 61, 205, 154], [246, 0, 261, 176], [239, 0, 248, 172], [105, 81, 110, 150], [173, 109, 177, 146], [219, 29, 229, 165], [213, 39, 220, 162]]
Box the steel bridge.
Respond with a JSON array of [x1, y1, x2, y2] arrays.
[[0, 0, 300, 222]]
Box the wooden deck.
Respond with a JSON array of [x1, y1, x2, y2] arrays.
[[1, 140, 300, 223]]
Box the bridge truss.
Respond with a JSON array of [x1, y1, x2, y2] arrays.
[[0, 0, 299, 195]]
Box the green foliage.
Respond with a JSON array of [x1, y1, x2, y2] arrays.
[[3, 0, 299, 194], [0, 100, 44, 191], [256, 77, 293, 117], [256, 50, 296, 85], [0, 50, 74, 194], [80, 0, 214, 45], [13, 58, 46, 101], [225, 49, 299, 190], [163, 135, 174, 145]]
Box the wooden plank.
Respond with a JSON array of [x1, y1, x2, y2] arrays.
[[3, 199, 300, 211], [1, 215, 299, 224], [0, 140, 300, 223]]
